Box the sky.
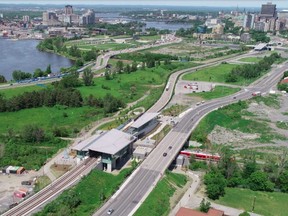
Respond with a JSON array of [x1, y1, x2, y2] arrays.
[[0, 0, 287, 8]]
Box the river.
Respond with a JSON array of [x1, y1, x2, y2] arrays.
[[0, 39, 73, 81]]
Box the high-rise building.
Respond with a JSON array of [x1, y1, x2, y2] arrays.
[[260, 2, 277, 18], [80, 9, 95, 25], [65, 5, 73, 15], [243, 13, 255, 29], [42, 11, 60, 26], [23, 15, 30, 23]]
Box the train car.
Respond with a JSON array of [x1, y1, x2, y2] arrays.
[[180, 150, 220, 161]]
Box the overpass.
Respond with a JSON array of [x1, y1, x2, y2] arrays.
[[94, 61, 288, 216]]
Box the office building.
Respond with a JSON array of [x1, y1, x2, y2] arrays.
[[65, 5, 73, 15]]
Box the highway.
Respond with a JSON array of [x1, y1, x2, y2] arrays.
[[94, 61, 288, 216], [2, 158, 99, 216]]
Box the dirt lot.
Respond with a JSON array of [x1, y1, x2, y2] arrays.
[[0, 170, 38, 213]]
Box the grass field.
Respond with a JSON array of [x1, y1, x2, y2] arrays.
[[76, 42, 136, 51], [216, 187, 288, 216], [0, 106, 103, 135], [35, 168, 134, 216], [190, 86, 241, 100], [182, 64, 238, 84], [182, 63, 268, 86], [238, 57, 262, 63], [0, 84, 49, 98], [134, 171, 187, 216]]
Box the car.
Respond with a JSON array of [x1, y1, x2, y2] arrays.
[[201, 100, 205, 104], [107, 209, 114, 215], [163, 152, 167, 157], [196, 102, 201, 106], [233, 96, 237, 99], [21, 180, 32, 185], [168, 146, 172, 150]]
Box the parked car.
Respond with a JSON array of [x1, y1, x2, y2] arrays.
[[21, 180, 32, 185]]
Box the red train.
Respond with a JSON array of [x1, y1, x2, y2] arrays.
[[180, 150, 221, 161]]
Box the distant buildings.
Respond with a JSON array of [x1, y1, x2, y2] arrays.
[[22, 15, 30, 23], [42, 5, 95, 26]]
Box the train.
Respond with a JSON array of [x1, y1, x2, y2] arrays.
[[180, 150, 221, 161]]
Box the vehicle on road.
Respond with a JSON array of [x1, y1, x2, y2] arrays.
[[168, 146, 172, 150], [163, 153, 167, 157], [201, 100, 205, 104], [196, 102, 201, 106], [107, 209, 114, 215], [252, 91, 261, 96], [21, 180, 32, 185], [165, 82, 170, 91], [233, 96, 237, 99]]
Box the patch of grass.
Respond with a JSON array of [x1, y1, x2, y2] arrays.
[[0, 84, 49, 98], [238, 57, 262, 63], [34, 175, 52, 193], [182, 64, 239, 84], [190, 86, 241, 100], [134, 87, 164, 110], [276, 121, 288, 130], [134, 171, 186, 216], [162, 104, 188, 116], [0, 106, 103, 135], [35, 168, 134, 216], [216, 187, 288, 216], [251, 94, 280, 109], [76, 42, 136, 51]]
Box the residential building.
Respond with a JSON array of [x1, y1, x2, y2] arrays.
[[65, 5, 73, 15], [80, 9, 95, 25]]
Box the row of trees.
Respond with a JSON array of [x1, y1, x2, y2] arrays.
[[226, 53, 282, 82], [202, 147, 288, 200], [12, 65, 52, 81]]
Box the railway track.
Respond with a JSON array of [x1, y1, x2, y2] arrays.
[[3, 157, 98, 216]]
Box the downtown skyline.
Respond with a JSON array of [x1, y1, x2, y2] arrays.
[[0, 0, 287, 8]]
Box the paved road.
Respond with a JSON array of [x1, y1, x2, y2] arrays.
[[94, 61, 288, 216]]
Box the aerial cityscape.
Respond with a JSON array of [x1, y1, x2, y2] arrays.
[[0, 0, 288, 216]]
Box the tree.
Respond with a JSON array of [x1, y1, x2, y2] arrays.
[[204, 170, 227, 200], [124, 64, 131, 73], [21, 124, 45, 143], [82, 68, 94, 86], [0, 75, 7, 83], [131, 61, 138, 72], [200, 199, 211, 213], [243, 160, 257, 179], [248, 171, 274, 192], [278, 170, 288, 192], [45, 64, 52, 75], [33, 68, 44, 78], [115, 60, 124, 73]]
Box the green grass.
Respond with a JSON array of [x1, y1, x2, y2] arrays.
[[276, 121, 288, 130], [35, 168, 134, 216], [216, 187, 288, 216], [238, 57, 262, 63], [251, 94, 280, 109], [138, 35, 161, 41], [182, 64, 239, 84], [190, 86, 241, 100], [76, 42, 136, 51], [0, 84, 49, 98], [0, 106, 103, 135], [134, 171, 187, 216], [34, 175, 52, 193], [162, 104, 188, 116]]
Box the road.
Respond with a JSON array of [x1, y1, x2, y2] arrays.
[[2, 158, 99, 216], [94, 61, 288, 216]]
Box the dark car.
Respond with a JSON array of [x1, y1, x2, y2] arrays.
[[21, 180, 32, 185], [163, 153, 167, 157], [168, 146, 172, 150], [233, 96, 237, 99], [107, 209, 114, 215]]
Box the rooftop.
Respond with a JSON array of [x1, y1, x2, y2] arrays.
[[130, 112, 159, 129], [73, 133, 101, 151], [88, 129, 136, 155]]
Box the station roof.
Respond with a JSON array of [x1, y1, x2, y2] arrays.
[[130, 112, 159, 129], [73, 133, 101, 152], [254, 43, 267, 50], [88, 129, 136, 155]]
